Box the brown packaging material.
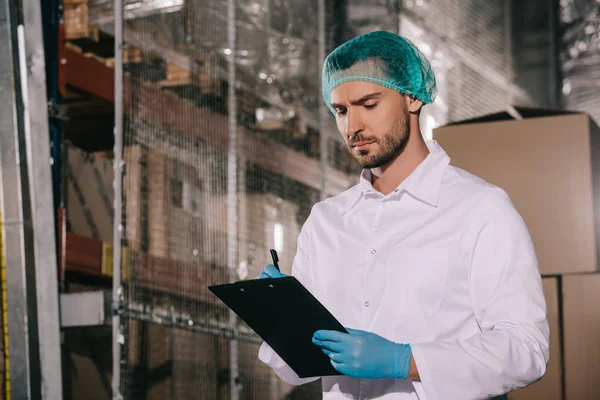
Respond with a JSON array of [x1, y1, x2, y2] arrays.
[[562, 273, 600, 399], [66, 144, 114, 243], [63, 0, 89, 40], [508, 277, 562, 400], [122, 145, 202, 260], [434, 108, 600, 275]]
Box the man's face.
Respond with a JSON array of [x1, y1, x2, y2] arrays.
[[330, 81, 410, 169]]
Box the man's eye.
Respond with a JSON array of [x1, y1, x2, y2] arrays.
[[364, 103, 377, 109], [336, 108, 347, 116]]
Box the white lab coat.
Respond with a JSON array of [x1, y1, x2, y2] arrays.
[[259, 141, 549, 400]]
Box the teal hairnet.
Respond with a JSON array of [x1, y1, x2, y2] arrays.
[[322, 30, 437, 113]]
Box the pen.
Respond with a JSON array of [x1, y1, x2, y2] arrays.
[[269, 249, 281, 272]]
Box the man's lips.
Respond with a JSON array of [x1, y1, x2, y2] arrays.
[[352, 141, 373, 149]]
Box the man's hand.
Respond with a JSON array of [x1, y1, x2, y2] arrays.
[[312, 328, 412, 380], [255, 264, 287, 279]]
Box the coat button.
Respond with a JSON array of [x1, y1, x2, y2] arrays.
[[371, 249, 376, 254], [365, 302, 370, 307]]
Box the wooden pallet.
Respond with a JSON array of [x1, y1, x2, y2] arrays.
[[65, 41, 143, 69], [158, 62, 191, 87], [65, 41, 112, 67]]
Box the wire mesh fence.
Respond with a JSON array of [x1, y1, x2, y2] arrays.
[[82, 0, 524, 398], [559, 0, 600, 125], [109, 1, 335, 398], [399, 0, 531, 129]]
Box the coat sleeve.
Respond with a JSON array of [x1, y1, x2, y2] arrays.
[[411, 187, 550, 400], [258, 221, 320, 386]]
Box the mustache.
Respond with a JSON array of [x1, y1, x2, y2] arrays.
[[347, 135, 376, 146]]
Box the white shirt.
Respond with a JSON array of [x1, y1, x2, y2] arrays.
[[259, 141, 549, 400]]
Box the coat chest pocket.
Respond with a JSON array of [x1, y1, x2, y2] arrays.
[[384, 246, 448, 317]]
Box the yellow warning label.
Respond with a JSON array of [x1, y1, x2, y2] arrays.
[[101, 241, 113, 276], [102, 241, 130, 280]]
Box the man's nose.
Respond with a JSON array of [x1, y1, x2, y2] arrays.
[[345, 110, 364, 139]]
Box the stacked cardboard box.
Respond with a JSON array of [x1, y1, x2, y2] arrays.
[[434, 108, 600, 399], [562, 274, 600, 399], [121, 322, 300, 400], [508, 278, 561, 400], [122, 145, 207, 263], [65, 141, 308, 396], [67, 144, 302, 262], [205, 191, 303, 279], [63, 0, 91, 40], [66, 143, 114, 243], [122, 144, 303, 276]]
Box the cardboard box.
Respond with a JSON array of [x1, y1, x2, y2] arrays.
[[508, 277, 562, 400], [434, 108, 600, 275], [66, 142, 306, 283], [123, 146, 143, 252], [62, 325, 112, 400], [205, 192, 302, 279], [63, 0, 90, 40], [66, 144, 115, 243], [123, 145, 207, 262], [562, 273, 600, 399]]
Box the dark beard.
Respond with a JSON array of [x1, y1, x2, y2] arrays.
[[348, 115, 410, 169]]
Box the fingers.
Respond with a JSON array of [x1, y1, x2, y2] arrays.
[[313, 329, 351, 355], [255, 264, 286, 279], [322, 349, 346, 363], [321, 348, 335, 359], [313, 338, 344, 353], [264, 264, 285, 278], [313, 329, 346, 342]]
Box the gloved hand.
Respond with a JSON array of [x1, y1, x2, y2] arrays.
[[255, 264, 287, 279], [312, 328, 412, 379]]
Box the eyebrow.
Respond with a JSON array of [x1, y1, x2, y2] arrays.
[[330, 92, 382, 109]]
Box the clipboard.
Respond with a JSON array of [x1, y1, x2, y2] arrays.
[[209, 276, 347, 378]]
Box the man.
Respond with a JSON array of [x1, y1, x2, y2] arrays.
[[257, 30, 549, 400]]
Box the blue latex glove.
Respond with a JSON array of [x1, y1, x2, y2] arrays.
[[255, 264, 287, 279], [312, 328, 412, 379]]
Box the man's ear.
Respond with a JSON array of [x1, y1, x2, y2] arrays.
[[407, 96, 423, 115]]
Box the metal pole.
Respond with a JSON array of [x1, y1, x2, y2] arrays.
[[548, 0, 560, 108], [395, 0, 403, 35], [397, 0, 403, 33], [504, 0, 514, 105], [112, 0, 125, 398], [19, 0, 63, 396], [226, 0, 240, 399], [0, 1, 34, 397], [318, 0, 328, 201]]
